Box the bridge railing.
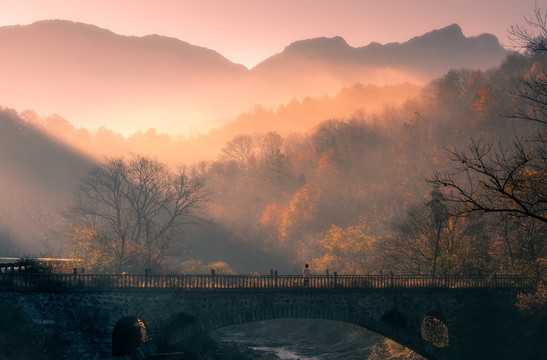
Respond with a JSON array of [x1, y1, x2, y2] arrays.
[[0, 273, 533, 291]]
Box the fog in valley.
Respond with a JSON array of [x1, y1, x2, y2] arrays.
[[0, 21, 507, 135], [1, 51, 542, 275], [0, 10, 546, 360]]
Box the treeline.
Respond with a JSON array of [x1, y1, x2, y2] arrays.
[[59, 50, 545, 276], [195, 52, 545, 277], [11, 49, 543, 278], [21, 82, 420, 164], [4, 48, 544, 279]]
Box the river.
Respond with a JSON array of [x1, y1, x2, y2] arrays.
[[208, 319, 384, 359]]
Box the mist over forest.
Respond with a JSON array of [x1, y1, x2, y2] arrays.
[[0, 9, 544, 288], [1, 44, 544, 277], [1, 11, 546, 358], [0, 20, 507, 135]]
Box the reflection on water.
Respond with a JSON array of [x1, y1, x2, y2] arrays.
[[211, 319, 383, 360], [154, 319, 383, 359], [215, 328, 320, 359], [250, 346, 319, 360]]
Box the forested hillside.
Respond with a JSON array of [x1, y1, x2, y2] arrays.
[[1, 5, 545, 360], [194, 53, 544, 275], [23, 82, 420, 164], [2, 48, 544, 278], [0, 108, 95, 255], [0, 21, 506, 135], [50, 51, 544, 277]]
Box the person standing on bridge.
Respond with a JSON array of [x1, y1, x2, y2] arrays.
[[303, 263, 311, 286]]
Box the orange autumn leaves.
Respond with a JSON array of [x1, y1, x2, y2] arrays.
[[261, 181, 376, 274], [312, 220, 376, 275], [279, 183, 320, 244]]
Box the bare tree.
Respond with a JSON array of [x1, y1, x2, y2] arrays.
[[382, 189, 486, 276], [258, 132, 283, 160], [68, 155, 207, 273], [507, 63, 547, 126], [508, 4, 547, 57], [428, 8, 547, 277], [220, 135, 254, 169], [428, 138, 546, 224], [430, 5, 546, 221]]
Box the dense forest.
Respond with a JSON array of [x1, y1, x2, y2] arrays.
[[52, 47, 544, 281], [0, 7, 544, 291], [45, 36, 547, 360], [0, 9, 546, 360], [0, 48, 544, 279], [200, 53, 544, 277]]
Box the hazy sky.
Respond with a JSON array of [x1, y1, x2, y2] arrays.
[[0, 0, 540, 68]]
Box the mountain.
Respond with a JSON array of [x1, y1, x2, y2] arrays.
[[0, 108, 95, 194], [256, 24, 507, 72], [0, 20, 249, 134], [0, 107, 96, 253], [252, 24, 508, 93], [358, 24, 507, 74], [0, 21, 508, 135]]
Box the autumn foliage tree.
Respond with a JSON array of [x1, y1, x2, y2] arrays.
[[312, 218, 376, 274], [278, 183, 321, 244], [381, 188, 488, 275]]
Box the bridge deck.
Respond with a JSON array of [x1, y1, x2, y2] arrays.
[[0, 273, 532, 291]]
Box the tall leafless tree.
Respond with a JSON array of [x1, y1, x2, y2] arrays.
[[220, 135, 254, 170], [508, 4, 547, 57], [428, 138, 546, 224], [428, 6, 547, 277], [68, 155, 207, 273]]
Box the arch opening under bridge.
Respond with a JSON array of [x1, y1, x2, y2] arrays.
[[128, 302, 448, 360], [0, 273, 532, 360]]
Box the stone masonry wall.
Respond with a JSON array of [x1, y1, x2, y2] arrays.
[[0, 289, 523, 360]]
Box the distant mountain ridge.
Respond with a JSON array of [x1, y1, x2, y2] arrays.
[[259, 23, 505, 69], [0, 20, 508, 134], [1, 20, 246, 73], [255, 23, 507, 82]]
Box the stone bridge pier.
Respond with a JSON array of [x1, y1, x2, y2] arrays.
[[0, 288, 526, 360]]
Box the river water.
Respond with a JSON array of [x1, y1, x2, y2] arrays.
[[209, 319, 383, 360]]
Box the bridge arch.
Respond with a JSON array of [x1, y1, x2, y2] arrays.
[[421, 311, 450, 349], [381, 310, 409, 330], [112, 316, 149, 356], [152, 304, 444, 360], [0, 281, 529, 360]]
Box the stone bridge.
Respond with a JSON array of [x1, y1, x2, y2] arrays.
[[0, 273, 532, 360]]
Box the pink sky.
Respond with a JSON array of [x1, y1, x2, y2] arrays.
[[0, 0, 539, 68]]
